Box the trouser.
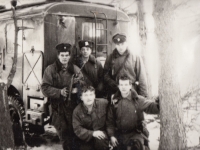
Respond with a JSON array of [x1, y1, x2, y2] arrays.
[[52, 111, 79, 150], [79, 137, 109, 150], [112, 131, 145, 150], [55, 126, 79, 150]]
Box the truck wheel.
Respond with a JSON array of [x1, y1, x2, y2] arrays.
[[9, 96, 46, 147], [8, 96, 26, 146]]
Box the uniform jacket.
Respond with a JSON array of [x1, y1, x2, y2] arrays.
[[74, 55, 104, 96], [73, 98, 108, 142], [41, 59, 83, 128], [106, 90, 159, 137], [104, 49, 148, 97]]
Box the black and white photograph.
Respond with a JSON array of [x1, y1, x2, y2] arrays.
[[0, 0, 200, 149]]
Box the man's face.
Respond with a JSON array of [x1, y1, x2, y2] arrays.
[[115, 42, 128, 54], [118, 79, 132, 95], [81, 90, 95, 106], [58, 52, 70, 65], [81, 47, 92, 58]]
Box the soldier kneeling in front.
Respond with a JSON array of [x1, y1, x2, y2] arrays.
[[106, 74, 159, 150], [73, 85, 110, 150]]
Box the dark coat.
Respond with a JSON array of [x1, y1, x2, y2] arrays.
[[104, 49, 148, 97], [73, 98, 108, 142], [41, 59, 83, 129], [106, 90, 159, 138], [74, 55, 104, 97]]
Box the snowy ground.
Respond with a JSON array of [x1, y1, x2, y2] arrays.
[[26, 125, 62, 150], [146, 89, 200, 150], [26, 92, 200, 150], [26, 114, 200, 150]]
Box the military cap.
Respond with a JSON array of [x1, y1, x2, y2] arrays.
[[112, 33, 127, 44], [78, 40, 94, 49], [55, 43, 71, 53]]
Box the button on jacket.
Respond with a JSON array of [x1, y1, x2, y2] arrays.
[[73, 98, 108, 142]]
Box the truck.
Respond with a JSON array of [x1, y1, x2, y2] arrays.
[[0, 0, 129, 145]]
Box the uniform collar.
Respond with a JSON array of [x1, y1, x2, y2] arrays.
[[113, 89, 138, 101], [81, 55, 96, 64], [76, 55, 96, 68], [54, 59, 74, 74], [123, 92, 132, 101], [88, 55, 96, 64], [113, 48, 130, 58], [81, 99, 97, 114]]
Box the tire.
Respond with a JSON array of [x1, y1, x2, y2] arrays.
[[8, 96, 26, 146], [9, 96, 46, 147]]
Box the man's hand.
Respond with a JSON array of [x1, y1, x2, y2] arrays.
[[110, 136, 119, 147], [92, 131, 106, 140], [61, 87, 69, 97]]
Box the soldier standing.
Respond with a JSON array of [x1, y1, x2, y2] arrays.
[[104, 33, 148, 99], [106, 74, 159, 150], [41, 43, 83, 150], [73, 85, 109, 150], [73, 40, 104, 98]]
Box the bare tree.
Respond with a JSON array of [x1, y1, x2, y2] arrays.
[[153, 0, 187, 149], [7, 5, 18, 88], [136, 0, 153, 97], [0, 83, 14, 150], [0, 2, 19, 149]]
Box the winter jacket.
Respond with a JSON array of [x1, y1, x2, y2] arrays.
[[41, 59, 83, 128], [104, 49, 148, 97], [74, 55, 104, 97], [73, 98, 108, 142], [106, 90, 159, 138]]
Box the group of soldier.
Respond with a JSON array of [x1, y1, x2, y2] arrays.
[[41, 33, 160, 150]]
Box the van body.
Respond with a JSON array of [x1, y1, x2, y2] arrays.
[[0, 1, 129, 134]]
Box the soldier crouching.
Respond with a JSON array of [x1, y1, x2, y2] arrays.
[[106, 74, 159, 150], [73, 85, 109, 150]]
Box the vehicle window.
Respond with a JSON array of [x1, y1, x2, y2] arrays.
[[57, 16, 75, 45], [82, 22, 106, 55]]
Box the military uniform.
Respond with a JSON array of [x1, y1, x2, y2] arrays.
[[73, 40, 104, 98], [74, 55, 104, 98], [41, 43, 83, 150], [106, 90, 159, 150], [73, 99, 109, 150], [104, 33, 148, 98]]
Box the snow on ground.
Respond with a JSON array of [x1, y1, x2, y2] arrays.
[[146, 91, 200, 150], [27, 125, 62, 150], [145, 114, 160, 150], [27, 93, 200, 150]]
